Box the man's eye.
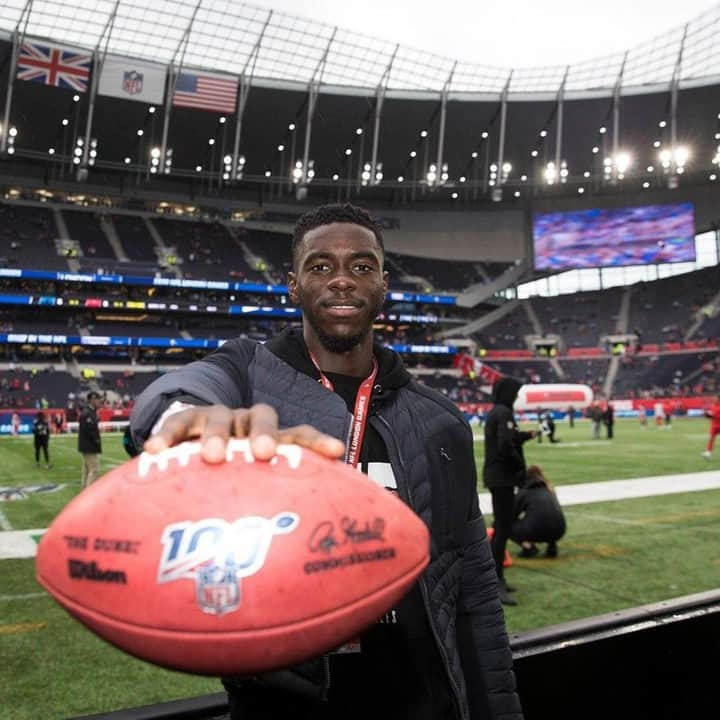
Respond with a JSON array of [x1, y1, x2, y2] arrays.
[[354, 264, 374, 272], [309, 263, 330, 272]]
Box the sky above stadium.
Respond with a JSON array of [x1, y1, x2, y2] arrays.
[[252, 0, 719, 67]]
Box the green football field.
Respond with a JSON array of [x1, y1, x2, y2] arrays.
[[1, 418, 719, 719]]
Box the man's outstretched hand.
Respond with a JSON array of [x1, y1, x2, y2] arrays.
[[143, 404, 346, 463]]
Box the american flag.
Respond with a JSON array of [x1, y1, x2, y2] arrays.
[[172, 71, 238, 113], [16, 41, 92, 92]]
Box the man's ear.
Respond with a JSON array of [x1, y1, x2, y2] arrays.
[[382, 270, 389, 294], [287, 271, 298, 304]]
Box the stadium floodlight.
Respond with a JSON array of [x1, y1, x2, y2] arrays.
[[289, 123, 296, 131], [124, 157, 131, 164], [715, 133, 720, 140], [451, 192, 458, 199], [48, 148, 55, 155], [9, 127, 17, 137], [647, 165, 654, 172], [544, 162, 556, 184], [711, 174, 717, 181], [426, 164, 437, 185], [502, 162, 512, 174], [223, 172, 229, 180], [62, 118, 69, 126], [7, 147, 14, 154], [397, 175, 404, 182], [149, 106, 156, 114], [420, 130, 428, 138], [137, 129, 143, 136], [219, 116, 226, 124], [151, 157, 159, 166], [73, 94, 80, 102], [471, 151, 478, 158], [599, 126, 607, 134], [295, 160, 303, 169], [196, 165, 203, 172], [578, 187, 584, 194], [643, 181, 650, 188], [592, 146, 599, 154], [208, 138, 215, 146], [277, 144, 284, 152], [490, 163, 498, 172], [265, 169, 271, 177], [658, 120, 666, 128], [481, 131, 488, 139], [531, 150, 538, 157], [374, 163, 383, 183], [345, 148, 352, 156], [332, 173, 339, 181], [89, 150, 97, 159], [653, 140, 661, 148], [520, 174, 527, 181], [459, 176, 466, 182], [72, 156, 79, 164], [150, 166, 157, 174], [674, 146, 689, 166], [356, 128, 363, 135], [659, 149, 672, 168], [410, 150, 417, 158], [614, 152, 631, 174], [150, 147, 161, 159], [514, 191, 520, 198], [583, 171, 590, 178], [223, 155, 232, 164], [73, 148, 82, 157], [603, 157, 612, 167], [539, 130, 547, 138]]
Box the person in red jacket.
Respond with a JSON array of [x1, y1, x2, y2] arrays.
[[702, 395, 720, 458]]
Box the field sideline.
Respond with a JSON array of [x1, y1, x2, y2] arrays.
[[1, 418, 719, 719]]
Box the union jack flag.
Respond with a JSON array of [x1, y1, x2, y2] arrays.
[[16, 41, 92, 92]]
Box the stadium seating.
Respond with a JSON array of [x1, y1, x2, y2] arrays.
[[0, 202, 68, 270]]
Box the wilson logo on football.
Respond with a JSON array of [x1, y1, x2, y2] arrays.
[[157, 514, 299, 615]]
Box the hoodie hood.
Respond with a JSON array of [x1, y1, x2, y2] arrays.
[[265, 327, 411, 395], [492, 377, 522, 409]]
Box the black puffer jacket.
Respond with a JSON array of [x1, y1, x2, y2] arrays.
[[130, 329, 522, 720], [482, 378, 532, 489]]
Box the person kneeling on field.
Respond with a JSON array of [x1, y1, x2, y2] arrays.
[[510, 465, 566, 558]]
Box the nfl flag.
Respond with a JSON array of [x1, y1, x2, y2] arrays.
[[98, 55, 166, 104], [17, 41, 92, 92], [172, 71, 237, 113]]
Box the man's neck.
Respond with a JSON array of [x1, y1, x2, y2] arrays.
[[304, 333, 375, 378]]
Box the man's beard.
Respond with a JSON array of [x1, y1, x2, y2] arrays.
[[309, 318, 370, 354]]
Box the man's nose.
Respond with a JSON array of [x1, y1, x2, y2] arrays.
[[327, 269, 356, 289]]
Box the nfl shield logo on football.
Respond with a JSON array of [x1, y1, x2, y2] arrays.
[[122, 70, 143, 96], [196, 561, 240, 615]]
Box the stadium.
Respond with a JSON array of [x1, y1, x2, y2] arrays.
[[1, 0, 719, 718]]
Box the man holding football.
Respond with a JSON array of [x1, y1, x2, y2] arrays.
[[131, 203, 522, 720]]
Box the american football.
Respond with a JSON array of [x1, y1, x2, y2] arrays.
[[35, 439, 430, 675]]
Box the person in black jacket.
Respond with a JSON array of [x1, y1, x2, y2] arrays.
[[511, 465, 566, 558], [130, 203, 523, 720], [78, 391, 103, 488], [483, 377, 536, 605], [33, 411, 51, 468]]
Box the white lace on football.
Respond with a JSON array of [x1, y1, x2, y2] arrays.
[[137, 438, 303, 477]]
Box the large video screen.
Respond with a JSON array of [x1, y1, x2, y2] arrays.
[[532, 202, 695, 271]]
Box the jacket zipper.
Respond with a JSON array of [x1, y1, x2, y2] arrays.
[[374, 413, 467, 720]]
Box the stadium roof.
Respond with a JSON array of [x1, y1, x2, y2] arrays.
[[2, 0, 720, 100]]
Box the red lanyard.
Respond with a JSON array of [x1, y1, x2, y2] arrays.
[[308, 351, 378, 469]]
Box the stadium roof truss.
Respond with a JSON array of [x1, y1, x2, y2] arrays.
[[1, 0, 720, 101]]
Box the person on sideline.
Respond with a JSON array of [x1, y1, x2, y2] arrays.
[[78, 391, 103, 488], [702, 395, 720, 458], [483, 377, 536, 606], [510, 465, 566, 558], [32, 410, 51, 468], [603, 401, 615, 439], [130, 203, 523, 720]]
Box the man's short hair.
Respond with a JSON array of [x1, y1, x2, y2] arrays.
[[87, 391, 103, 401], [291, 203, 384, 268]]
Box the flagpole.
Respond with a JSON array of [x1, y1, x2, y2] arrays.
[[2, 0, 33, 154], [160, 0, 201, 175], [80, 0, 120, 180]]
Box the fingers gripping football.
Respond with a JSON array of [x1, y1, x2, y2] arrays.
[[144, 405, 345, 463]]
